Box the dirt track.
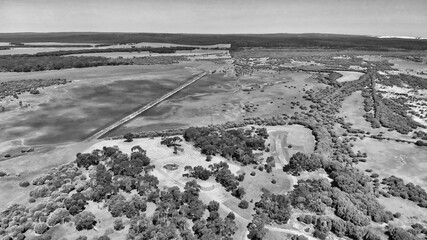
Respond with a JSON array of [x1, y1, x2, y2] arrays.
[[86, 71, 207, 141]]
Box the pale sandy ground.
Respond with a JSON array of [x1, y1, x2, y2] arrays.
[[337, 90, 420, 140], [376, 83, 427, 127], [336, 71, 365, 82], [0, 140, 99, 210], [360, 55, 427, 78]]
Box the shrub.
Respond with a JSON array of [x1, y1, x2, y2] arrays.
[[76, 236, 88, 240], [19, 181, 30, 187], [124, 133, 134, 142], [238, 200, 249, 209], [98, 235, 111, 240], [207, 201, 220, 212], [370, 173, 379, 178], [47, 208, 70, 226], [34, 222, 49, 234], [16, 234, 25, 240], [313, 230, 327, 240], [113, 219, 124, 231], [74, 211, 97, 231]]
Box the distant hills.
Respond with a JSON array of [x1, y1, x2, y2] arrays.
[[1, 32, 427, 51]]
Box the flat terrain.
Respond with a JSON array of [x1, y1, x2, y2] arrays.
[[353, 138, 427, 190], [0, 61, 223, 148], [267, 125, 316, 165], [67, 49, 229, 58], [335, 71, 364, 82], [337, 90, 373, 130], [1, 35, 427, 239], [111, 69, 327, 136]]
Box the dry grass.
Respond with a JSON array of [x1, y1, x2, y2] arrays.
[[335, 71, 364, 82], [337, 91, 372, 131], [377, 195, 427, 228], [353, 138, 427, 190]]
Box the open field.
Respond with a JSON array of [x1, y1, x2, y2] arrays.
[[336, 90, 421, 141], [107, 65, 238, 135], [0, 64, 202, 147], [267, 125, 316, 165], [353, 138, 427, 190], [337, 90, 373, 130], [335, 71, 365, 82], [361, 55, 427, 78], [109, 69, 326, 136], [377, 196, 427, 228], [0, 140, 96, 209]]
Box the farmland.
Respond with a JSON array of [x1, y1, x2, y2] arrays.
[[0, 33, 427, 240]]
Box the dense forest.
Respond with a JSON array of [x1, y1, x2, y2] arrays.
[[0, 55, 186, 72], [1, 32, 427, 51]]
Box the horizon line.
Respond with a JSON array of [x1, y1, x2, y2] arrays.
[[1, 32, 426, 40]]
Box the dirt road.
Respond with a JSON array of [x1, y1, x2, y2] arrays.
[[86, 71, 207, 141]]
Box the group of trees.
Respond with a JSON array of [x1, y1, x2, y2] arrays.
[[289, 167, 395, 233], [106, 194, 147, 218], [283, 152, 323, 175], [382, 176, 427, 207], [125, 181, 238, 239], [184, 126, 267, 165], [386, 225, 425, 240], [0, 78, 67, 99], [297, 214, 381, 240], [184, 162, 245, 198], [254, 189, 292, 224], [16, 46, 198, 57], [360, 73, 423, 134], [0, 54, 186, 72], [0, 143, 240, 239], [160, 136, 182, 147]]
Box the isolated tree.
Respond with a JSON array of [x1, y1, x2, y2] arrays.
[[74, 211, 97, 231], [232, 186, 246, 199], [207, 201, 220, 212], [247, 214, 268, 240], [124, 133, 134, 142], [34, 222, 49, 234], [114, 218, 124, 231], [47, 208, 70, 226], [238, 200, 249, 209]]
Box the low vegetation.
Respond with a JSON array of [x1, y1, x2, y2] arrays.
[[0, 78, 67, 99]]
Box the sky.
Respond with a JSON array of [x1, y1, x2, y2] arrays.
[[0, 0, 426, 37]]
